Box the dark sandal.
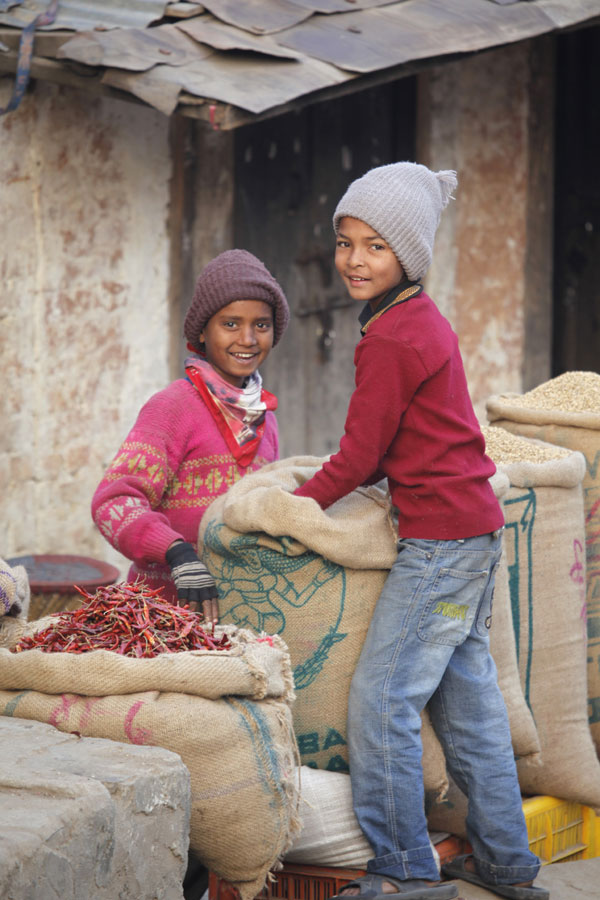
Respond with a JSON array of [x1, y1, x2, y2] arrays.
[[441, 855, 549, 899], [330, 873, 458, 900]]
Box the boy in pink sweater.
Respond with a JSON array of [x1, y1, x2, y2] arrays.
[[295, 164, 545, 900], [92, 250, 289, 624]]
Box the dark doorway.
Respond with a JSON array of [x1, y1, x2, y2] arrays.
[[553, 24, 600, 375], [233, 78, 416, 455]]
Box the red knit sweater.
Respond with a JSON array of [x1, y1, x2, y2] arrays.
[[295, 292, 503, 540], [92, 378, 279, 600]]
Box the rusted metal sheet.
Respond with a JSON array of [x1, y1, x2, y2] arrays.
[[2, 0, 600, 119], [175, 51, 353, 112], [176, 13, 302, 59], [536, 0, 600, 28], [0, 0, 169, 31], [102, 62, 185, 115], [276, 0, 554, 73], [292, 0, 402, 11], [200, 0, 312, 35], [104, 49, 354, 115], [56, 23, 202, 70], [166, 1, 205, 18]]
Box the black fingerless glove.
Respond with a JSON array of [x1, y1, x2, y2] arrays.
[[165, 541, 218, 605]]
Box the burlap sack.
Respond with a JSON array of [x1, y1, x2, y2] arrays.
[[0, 628, 291, 700], [425, 562, 542, 837], [490, 432, 600, 809], [425, 471, 541, 837], [488, 547, 541, 761], [0, 627, 300, 900], [430, 439, 600, 832], [487, 378, 600, 748], [426, 774, 470, 840], [498, 446, 600, 807], [199, 458, 539, 804], [199, 456, 448, 798]]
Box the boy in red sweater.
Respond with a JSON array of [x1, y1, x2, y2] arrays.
[[295, 163, 546, 900]]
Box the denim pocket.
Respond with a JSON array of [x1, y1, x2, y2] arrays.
[[417, 566, 489, 646]]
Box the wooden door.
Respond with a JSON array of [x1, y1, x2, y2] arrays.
[[233, 79, 416, 457]]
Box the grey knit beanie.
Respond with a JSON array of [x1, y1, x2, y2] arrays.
[[184, 249, 290, 351], [333, 162, 457, 281]]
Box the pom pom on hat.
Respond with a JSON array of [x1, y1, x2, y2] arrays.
[[184, 249, 290, 351], [333, 162, 457, 281]]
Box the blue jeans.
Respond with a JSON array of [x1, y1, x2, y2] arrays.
[[348, 531, 540, 885]]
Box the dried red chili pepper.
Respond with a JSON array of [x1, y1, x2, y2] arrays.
[[11, 580, 231, 658]]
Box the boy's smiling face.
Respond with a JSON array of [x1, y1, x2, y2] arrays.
[[199, 299, 274, 387], [335, 216, 405, 311]]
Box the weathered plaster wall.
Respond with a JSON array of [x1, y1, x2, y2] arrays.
[[0, 41, 557, 573], [420, 39, 554, 419], [1, 81, 172, 575]]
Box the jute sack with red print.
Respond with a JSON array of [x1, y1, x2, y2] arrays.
[[0, 627, 300, 900], [493, 440, 600, 809], [487, 374, 600, 751], [430, 432, 600, 840], [199, 457, 540, 803]]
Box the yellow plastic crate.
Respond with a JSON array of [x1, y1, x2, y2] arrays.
[[523, 796, 598, 864]]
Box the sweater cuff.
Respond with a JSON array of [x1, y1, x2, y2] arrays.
[[293, 483, 331, 509], [127, 523, 187, 565]]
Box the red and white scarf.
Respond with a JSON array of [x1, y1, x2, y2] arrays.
[[185, 357, 277, 466]]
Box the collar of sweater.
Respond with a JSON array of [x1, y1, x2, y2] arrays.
[[358, 280, 422, 335]]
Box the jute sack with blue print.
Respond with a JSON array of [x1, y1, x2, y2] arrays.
[[199, 457, 540, 799], [487, 374, 600, 752], [199, 455, 448, 797], [494, 438, 600, 809], [487, 431, 600, 809], [0, 626, 300, 900], [430, 433, 600, 835]]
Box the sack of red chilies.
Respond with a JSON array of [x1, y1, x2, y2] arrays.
[[0, 580, 300, 900], [11, 580, 230, 657]]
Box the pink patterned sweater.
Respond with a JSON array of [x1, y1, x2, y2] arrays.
[[92, 378, 279, 602]]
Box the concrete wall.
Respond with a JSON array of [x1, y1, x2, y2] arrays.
[[421, 38, 554, 419], [0, 40, 557, 573], [1, 81, 172, 575]]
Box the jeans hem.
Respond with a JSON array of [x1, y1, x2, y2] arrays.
[[366, 845, 440, 881], [474, 856, 541, 884]]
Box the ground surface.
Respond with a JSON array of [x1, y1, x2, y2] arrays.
[[454, 857, 600, 898]]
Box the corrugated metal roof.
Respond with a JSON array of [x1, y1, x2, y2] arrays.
[[0, 0, 168, 31], [0, 0, 599, 124], [277, 0, 557, 72]]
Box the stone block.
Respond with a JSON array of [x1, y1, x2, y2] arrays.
[[0, 717, 190, 899]]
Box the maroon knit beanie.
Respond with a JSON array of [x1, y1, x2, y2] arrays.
[[184, 249, 290, 351]]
